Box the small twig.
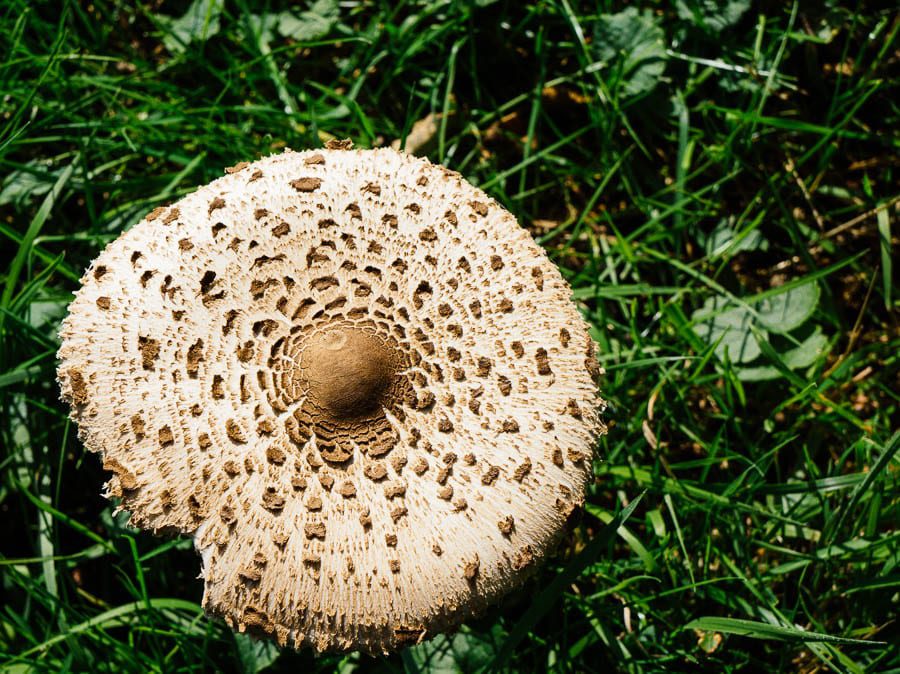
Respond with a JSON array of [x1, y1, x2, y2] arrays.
[[823, 267, 878, 378], [785, 156, 825, 231], [817, 195, 900, 243], [769, 197, 900, 276]]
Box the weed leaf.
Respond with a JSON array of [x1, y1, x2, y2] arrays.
[[593, 8, 668, 98], [158, 0, 224, 54]]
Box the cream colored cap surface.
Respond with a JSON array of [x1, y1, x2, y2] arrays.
[[57, 146, 605, 653]]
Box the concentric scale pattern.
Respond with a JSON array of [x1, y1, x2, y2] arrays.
[[57, 146, 606, 653]]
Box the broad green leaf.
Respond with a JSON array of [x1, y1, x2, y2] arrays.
[[692, 276, 821, 371], [702, 218, 769, 256], [692, 296, 763, 363], [755, 282, 820, 334], [593, 8, 668, 98], [235, 632, 281, 674], [0, 162, 59, 208], [737, 326, 829, 381], [277, 0, 339, 41], [244, 12, 279, 42], [406, 628, 499, 673], [158, 0, 224, 55], [676, 0, 750, 32]]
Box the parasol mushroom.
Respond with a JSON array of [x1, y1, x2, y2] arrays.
[[57, 144, 606, 653]]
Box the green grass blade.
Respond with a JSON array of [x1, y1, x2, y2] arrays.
[[684, 617, 886, 646]]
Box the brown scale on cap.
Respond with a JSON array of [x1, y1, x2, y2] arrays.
[[56, 146, 605, 655]]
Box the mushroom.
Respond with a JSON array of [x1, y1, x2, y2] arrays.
[[57, 144, 606, 653]]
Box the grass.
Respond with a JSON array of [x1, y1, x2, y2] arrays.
[[1, 0, 898, 672]]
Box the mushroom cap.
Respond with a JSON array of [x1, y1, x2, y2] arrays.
[[57, 147, 606, 653]]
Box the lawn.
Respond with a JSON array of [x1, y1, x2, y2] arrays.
[[1, 1, 898, 672]]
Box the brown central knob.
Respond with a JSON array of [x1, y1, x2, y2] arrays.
[[301, 327, 395, 419]]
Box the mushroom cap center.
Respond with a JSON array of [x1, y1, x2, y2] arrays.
[[301, 327, 395, 419]]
